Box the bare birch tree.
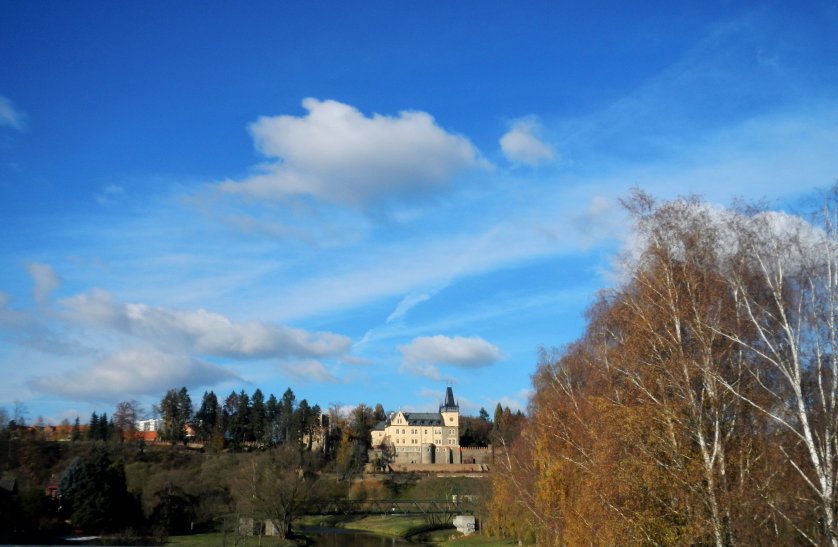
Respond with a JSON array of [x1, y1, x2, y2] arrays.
[[714, 191, 838, 545]]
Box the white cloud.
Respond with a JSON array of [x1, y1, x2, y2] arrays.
[[570, 195, 623, 248], [284, 359, 340, 383], [27, 263, 61, 305], [386, 292, 431, 323], [0, 95, 26, 132], [399, 334, 503, 373], [252, 217, 576, 323], [222, 215, 315, 244], [219, 98, 485, 208], [0, 293, 30, 328], [497, 391, 530, 413], [500, 118, 555, 166], [28, 347, 237, 400], [400, 361, 456, 382], [60, 289, 351, 360]]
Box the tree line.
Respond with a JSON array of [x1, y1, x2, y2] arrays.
[[0, 386, 509, 543], [489, 188, 838, 545], [156, 386, 324, 451]]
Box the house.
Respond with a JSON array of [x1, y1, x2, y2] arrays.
[[134, 418, 164, 442], [370, 387, 463, 465]]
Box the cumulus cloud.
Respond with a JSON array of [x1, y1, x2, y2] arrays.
[[500, 118, 555, 166], [59, 289, 352, 359], [219, 98, 485, 208], [28, 347, 237, 400], [27, 263, 61, 305], [0, 95, 26, 132], [399, 335, 502, 379]]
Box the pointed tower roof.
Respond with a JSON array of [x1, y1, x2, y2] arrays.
[[440, 386, 459, 413], [445, 386, 456, 407]]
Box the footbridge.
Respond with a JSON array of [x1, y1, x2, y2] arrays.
[[305, 498, 477, 516]]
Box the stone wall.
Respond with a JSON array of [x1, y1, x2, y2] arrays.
[[460, 445, 494, 465]]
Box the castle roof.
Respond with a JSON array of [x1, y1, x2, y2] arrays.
[[444, 386, 456, 407], [403, 412, 444, 426], [439, 386, 459, 413]]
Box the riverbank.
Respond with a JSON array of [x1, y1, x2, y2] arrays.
[[164, 515, 515, 546], [166, 531, 297, 546], [297, 514, 516, 545]]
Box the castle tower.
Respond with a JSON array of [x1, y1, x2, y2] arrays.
[[439, 386, 459, 428]]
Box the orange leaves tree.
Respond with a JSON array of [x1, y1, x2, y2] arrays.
[[490, 189, 837, 545]]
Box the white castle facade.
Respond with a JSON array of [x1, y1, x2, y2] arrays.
[[370, 386, 464, 465]]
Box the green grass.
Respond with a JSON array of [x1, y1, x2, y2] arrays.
[[339, 514, 430, 536]]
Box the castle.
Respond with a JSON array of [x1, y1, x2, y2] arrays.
[[370, 386, 465, 465]]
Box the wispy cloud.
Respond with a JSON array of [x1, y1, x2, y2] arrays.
[[27, 263, 61, 306], [386, 292, 431, 323], [284, 359, 341, 384], [59, 289, 352, 360], [95, 185, 125, 206], [0, 95, 27, 132]]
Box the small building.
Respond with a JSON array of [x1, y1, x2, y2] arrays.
[[134, 418, 164, 442], [454, 515, 477, 535]]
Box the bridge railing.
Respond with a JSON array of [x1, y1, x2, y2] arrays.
[[305, 498, 477, 516]]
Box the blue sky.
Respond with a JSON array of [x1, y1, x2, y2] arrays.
[[2, 1, 838, 424]]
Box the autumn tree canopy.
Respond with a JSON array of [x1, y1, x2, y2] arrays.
[[491, 188, 838, 546]]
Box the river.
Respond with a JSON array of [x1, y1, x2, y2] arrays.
[[304, 526, 430, 546]]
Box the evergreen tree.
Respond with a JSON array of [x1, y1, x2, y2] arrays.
[[87, 412, 99, 441], [58, 449, 135, 532], [222, 390, 239, 442], [373, 403, 386, 422], [159, 387, 193, 444], [71, 416, 81, 442], [295, 399, 321, 449], [230, 390, 250, 445], [251, 388, 267, 445], [99, 412, 111, 441], [280, 388, 296, 444], [195, 390, 219, 442]]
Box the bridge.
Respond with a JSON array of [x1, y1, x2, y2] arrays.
[[305, 498, 477, 516]]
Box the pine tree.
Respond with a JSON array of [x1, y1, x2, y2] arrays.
[[251, 388, 266, 445], [88, 412, 99, 441], [195, 391, 219, 442], [71, 416, 81, 441]]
